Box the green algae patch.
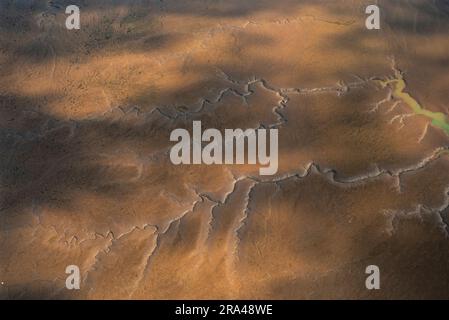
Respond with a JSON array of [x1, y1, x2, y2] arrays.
[[378, 69, 449, 137]]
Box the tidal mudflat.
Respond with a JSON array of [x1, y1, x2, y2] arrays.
[[1, 0, 449, 299]]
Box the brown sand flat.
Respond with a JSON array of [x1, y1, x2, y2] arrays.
[[1, 0, 449, 299]]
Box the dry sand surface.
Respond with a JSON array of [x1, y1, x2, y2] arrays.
[[1, 0, 449, 299]]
